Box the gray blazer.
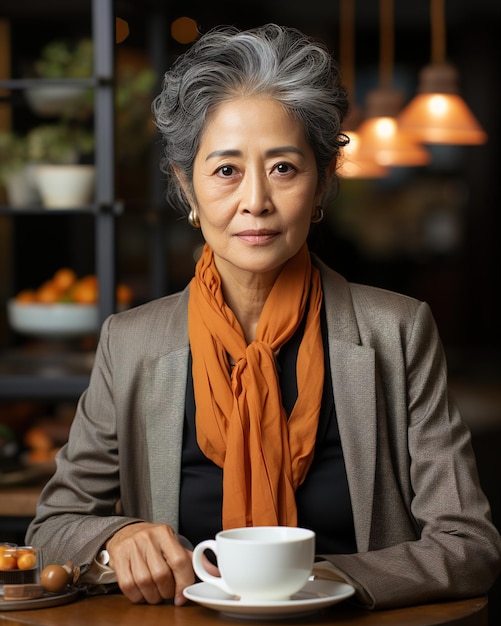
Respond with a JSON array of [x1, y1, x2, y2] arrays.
[[27, 259, 501, 608]]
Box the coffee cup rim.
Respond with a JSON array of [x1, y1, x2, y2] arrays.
[[216, 526, 315, 543]]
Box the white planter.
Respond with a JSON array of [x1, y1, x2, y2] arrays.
[[35, 164, 95, 208], [24, 86, 91, 118], [4, 164, 40, 207]]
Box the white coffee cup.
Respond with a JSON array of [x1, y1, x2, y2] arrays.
[[192, 526, 315, 601]]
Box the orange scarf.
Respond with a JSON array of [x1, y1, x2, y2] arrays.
[[188, 243, 324, 528]]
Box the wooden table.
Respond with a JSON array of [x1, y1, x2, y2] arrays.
[[0, 592, 488, 626], [0, 487, 41, 518]]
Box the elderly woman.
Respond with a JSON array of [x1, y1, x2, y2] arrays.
[[27, 24, 500, 610]]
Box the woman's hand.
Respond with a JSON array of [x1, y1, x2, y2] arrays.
[[106, 522, 198, 605]]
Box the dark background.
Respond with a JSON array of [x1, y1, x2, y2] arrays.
[[1, 0, 500, 621]]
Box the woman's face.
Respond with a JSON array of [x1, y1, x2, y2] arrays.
[[189, 97, 324, 284]]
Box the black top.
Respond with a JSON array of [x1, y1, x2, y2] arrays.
[[179, 307, 357, 555]]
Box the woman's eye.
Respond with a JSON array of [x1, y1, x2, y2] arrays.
[[275, 162, 293, 174], [217, 165, 234, 177]]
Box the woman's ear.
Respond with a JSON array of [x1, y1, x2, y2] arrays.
[[172, 165, 188, 192], [326, 156, 338, 180], [314, 158, 336, 205], [172, 165, 194, 205], [314, 157, 338, 207], [323, 156, 338, 185]]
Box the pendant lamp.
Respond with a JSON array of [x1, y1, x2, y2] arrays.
[[356, 0, 430, 167], [115, 18, 129, 44], [337, 0, 388, 178], [357, 89, 431, 167], [398, 0, 487, 145]]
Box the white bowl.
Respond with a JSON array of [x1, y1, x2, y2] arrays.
[[24, 86, 91, 118], [7, 300, 99, 339], [35, 165, 95, 209]]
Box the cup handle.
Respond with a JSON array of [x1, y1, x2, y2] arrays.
[[192, 539, 231, 594]]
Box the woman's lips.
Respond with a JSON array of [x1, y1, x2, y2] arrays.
[[236, 230, 279, 244]]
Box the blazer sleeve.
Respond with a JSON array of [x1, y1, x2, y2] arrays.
[[25, 314, 144, 575], [323, 300, 501, 609]]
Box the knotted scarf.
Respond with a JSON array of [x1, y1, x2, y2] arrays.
[[188, 243, 324, 528]]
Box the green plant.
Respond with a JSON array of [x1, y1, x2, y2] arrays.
[[29, 38, 94, 119], [28, 37, 156, 161], [26, 123, 94, 164], [33, 38, 93, 78], [0, 131, 27, 184]]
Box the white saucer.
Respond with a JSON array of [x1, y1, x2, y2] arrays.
[[183, 578, 355, 619]]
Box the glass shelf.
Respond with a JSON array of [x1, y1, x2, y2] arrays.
[[0, 78, 96, 90], [0, 202, 123, 215], [0, 375, 89, 399], [0, 205, 95, 215], [0, 346, 93, 399]]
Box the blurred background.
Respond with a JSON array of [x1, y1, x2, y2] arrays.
[[0, 0, 499, 620]]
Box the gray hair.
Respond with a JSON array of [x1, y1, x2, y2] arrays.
[[153, 23, 349, 216]]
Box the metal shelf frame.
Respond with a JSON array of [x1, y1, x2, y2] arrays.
[[0, 0, 117, 399]]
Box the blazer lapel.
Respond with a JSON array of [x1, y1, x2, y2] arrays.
[[318, 258, 377, 552], [329, 341, 376, 552], [139, 346, 189, 528]]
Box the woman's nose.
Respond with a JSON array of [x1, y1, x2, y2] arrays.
[[240, 170, 272, 215]]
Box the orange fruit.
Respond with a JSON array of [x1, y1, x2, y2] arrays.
[[15, 289, 37, 304], [0, 553, 17, 571], [17, 551, 37, 570], [72, 276, 98, 304], [52, 268, 77, 293], [116, 283, 133, 306], [24, 427, 53, 452], [36, 281, 60, 304]]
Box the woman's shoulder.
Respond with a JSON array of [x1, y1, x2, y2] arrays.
[[348, 281, 423, 317], [100, 286, 190, 354], [115, 287, 189, 322]]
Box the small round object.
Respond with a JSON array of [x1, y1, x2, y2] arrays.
[[97, 549, 110, 566], [40, 564, 71, 593], [17, 552, 37, 570], [0, 553, 17, 570]]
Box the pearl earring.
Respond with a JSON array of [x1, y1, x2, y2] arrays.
[[188, 209, 201, 228]]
